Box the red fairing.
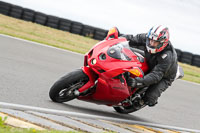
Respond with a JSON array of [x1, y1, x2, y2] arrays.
[[78, 27, 148, 106], [78, 66, 97, 93]]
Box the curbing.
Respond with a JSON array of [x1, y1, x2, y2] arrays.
[[0, 102, 200, 133], [0, 112, 45, 130]]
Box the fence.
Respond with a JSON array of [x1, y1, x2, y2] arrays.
[[0, 1, 199, 67]]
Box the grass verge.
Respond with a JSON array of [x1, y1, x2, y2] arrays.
[[0, 14, 200, 84], [0, 14, 98, 54], [0, 116, 114, 133], [0, 126, 78, 133], [179, 62, 200, 84], [0, 116, 80, 133]]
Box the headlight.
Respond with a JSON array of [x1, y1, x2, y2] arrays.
[[91, 58, 97, 65]]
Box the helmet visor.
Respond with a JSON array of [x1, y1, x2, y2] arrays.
[[146, 38, 157, 54]]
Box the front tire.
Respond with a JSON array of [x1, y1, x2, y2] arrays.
[[49, 69, 89, 103]]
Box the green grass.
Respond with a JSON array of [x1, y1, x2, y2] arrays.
[[0, 14, 200, 85], [179, 62, 200, 84], [0, 116, 114, 133], [0, 126, 113, 133], [0, 14, 98, 54], [0, 127, 79, 133], [0, 116, 78, 133]]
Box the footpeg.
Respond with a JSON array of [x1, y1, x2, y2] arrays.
[[74, 90, 80, 96]]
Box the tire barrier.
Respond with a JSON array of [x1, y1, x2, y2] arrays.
[[175, 49, 182, 61], [70, 22, 83, 35], [46, 15, 60, 29], [192, 54, 200, 67], [0, 1, 199, 67], [180, 51, 193, 65], [82, 25, 95, 37], [9, 5, 23, 19], [34, 12, 47, 25], [0, 1, 11, 15], [93, 28, 108, 40], [59, 18, 72, 32], [22, 8, 35, 22]]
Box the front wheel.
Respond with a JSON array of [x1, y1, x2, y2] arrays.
[[49, 69, 89, 103]]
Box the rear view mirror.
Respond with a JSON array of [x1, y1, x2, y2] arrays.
[[105, 27, 119, 40]]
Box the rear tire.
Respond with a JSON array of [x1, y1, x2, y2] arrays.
[[113, 106, 139, 114], [113, 94, 146, 114], [49, 69, 89, 103]]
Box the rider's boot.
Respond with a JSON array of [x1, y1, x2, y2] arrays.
[[143, 96, 158, 107]]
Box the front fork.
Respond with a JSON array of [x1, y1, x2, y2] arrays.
[[74, 66, 97, 96]]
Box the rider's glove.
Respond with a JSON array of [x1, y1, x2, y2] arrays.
[[127, 77, 147, 88], [135, 77, 146, 88], [127, 77, 137, 87]]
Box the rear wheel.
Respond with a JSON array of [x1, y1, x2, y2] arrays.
[[49, 69, 89, 103], [113, 103, 146, 114], [113, 104, 144, 114], [113, 107, 136, 114]]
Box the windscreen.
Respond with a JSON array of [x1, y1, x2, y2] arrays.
[[107, 41, 132, 61]]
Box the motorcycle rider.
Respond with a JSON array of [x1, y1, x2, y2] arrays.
[[123, 25, 181, 107]]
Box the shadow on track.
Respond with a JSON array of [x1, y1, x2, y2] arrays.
[[52, 102, 152, 123]]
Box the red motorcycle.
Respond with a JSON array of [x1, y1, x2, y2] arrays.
[[49, 27, 149, 113]]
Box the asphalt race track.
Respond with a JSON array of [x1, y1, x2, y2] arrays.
[[0, 34, 200, 130]]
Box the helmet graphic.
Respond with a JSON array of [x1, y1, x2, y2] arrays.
[[146, 25, 169, 54]]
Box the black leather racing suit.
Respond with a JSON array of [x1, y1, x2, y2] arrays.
[[125, 33, 178, 105]]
